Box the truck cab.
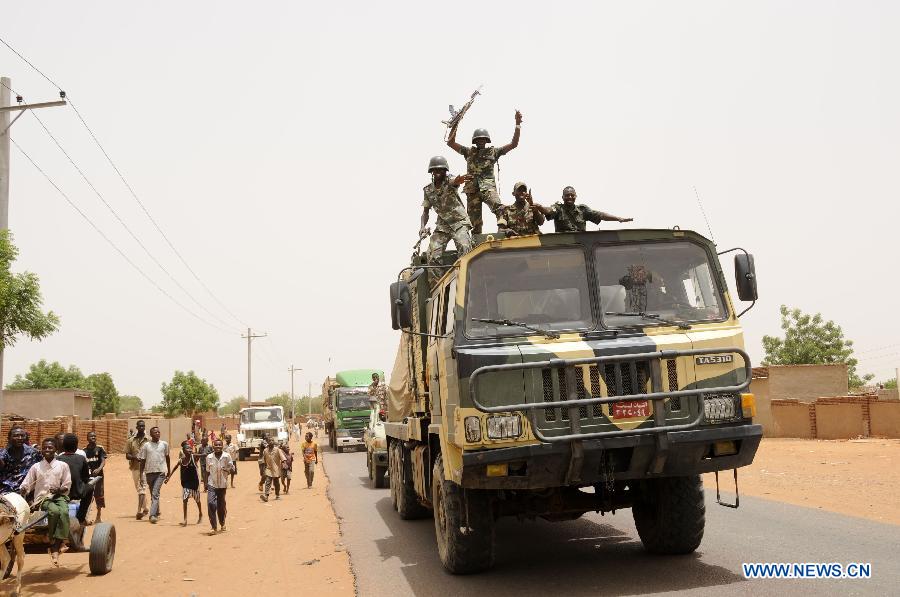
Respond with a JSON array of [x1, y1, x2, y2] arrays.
[[236, 404, 288, 460], [386, 228, 761, 573]]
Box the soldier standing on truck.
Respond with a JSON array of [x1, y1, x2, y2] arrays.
[[368, 372, 387, 413], [420, 156, 473, 277], [496, 181, 545, 237], [533, 186, 633, 232], [446, 110, 523, 233]]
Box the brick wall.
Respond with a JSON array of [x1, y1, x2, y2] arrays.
[[1, 419, 68, 446], [769, 394, 896, 439], [75, 419, 130, 453]]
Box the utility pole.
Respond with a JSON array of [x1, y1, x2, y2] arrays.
[[0, 77, 67, 415], [308, 381, 313, 416], [288, 364, 302, 420], [241, 328, 266, 404]]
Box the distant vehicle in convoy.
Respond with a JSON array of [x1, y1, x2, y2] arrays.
[[323, 370, 384, 453], [236, 403, 288, 460], [365, 397, 388, 488], [386, 228, 761, 573]]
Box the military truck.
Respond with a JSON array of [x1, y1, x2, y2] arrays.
[[323, 369, 384, 453], [386, 228, 761, 574]]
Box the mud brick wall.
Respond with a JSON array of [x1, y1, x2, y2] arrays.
[[770, 400, 815, 438], [770, 395, 889, 439], [869, 402, 900, 438], [202, 416, 240, 434], [75, 419, 130, 453], [1, 419, 68, 445]]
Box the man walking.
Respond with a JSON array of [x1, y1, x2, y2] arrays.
[[124, 419, 149, 519], [19, 438, 72, 566], [197, 436, 212, 492], [534, 186, 633, 232], [260, 438, 285, 502], [223, 434, 238, 488], [84, 431, 107, 523], [300, 432, 319, 489], [138, 426, 171, 524], [206, 439, 233, 534], [446, 110, 523, 233]]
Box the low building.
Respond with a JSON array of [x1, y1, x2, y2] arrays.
[[2, 388, 93, 421], [750, 364, 849, 435]]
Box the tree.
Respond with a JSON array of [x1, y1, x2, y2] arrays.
[[0, 230, 60, 397], [119, 395, 144, 412], [267, 392, 292, 411], [218, 396, 246, 416], [85, 372, 119, 417], [882, 378, 897, 390], [158, 370, 220, 417], [295, 394, 323, 416], [7, 359, 86, 390], [762, 305, 873, 389]]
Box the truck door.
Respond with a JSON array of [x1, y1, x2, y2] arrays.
[[427, 285, 444, 416]]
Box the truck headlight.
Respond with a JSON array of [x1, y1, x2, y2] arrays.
[[486, 415, 521, 440], [703, 394, 741, 424], [464, 416, 481, 442]]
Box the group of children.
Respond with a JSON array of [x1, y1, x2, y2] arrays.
[[256, 432, 319, 502]]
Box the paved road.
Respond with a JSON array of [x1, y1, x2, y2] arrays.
[[323, 446, 898, 596]]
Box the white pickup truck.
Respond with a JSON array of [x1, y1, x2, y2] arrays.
[[236, 404, 289, 460]]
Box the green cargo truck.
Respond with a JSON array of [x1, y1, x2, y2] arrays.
[[323, 369, 384, 453]]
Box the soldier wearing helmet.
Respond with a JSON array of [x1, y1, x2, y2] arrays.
[[533, 186, 633, 233], [495, 181, 545, 237], [446, 110, 523, 234], [420, 156, 473, 281]]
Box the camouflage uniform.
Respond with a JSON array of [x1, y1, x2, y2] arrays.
[[368, 380, 387, 412], [496, 202, 541, 236], [423, 178, 473, 269], [545, 203, 608, 233], [455, 146, 507, 232]]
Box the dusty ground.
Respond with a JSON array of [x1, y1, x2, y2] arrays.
[[0, 433, 354, 597], [703, 437, 900, 526]]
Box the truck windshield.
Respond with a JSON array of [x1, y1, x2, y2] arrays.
[[338, 392, 370, 410], [465, 248, 593, 338], [594, 241, 726, 328], [241, 408, 283, 424]]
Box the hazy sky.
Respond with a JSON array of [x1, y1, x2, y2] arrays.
[[3, 1, 899, 407]]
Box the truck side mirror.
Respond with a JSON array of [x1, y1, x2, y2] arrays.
[[390, 281, 413, 330], [734, 253, 758, 302]]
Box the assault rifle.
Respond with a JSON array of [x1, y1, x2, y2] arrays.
[[442, 86, 482, 140]]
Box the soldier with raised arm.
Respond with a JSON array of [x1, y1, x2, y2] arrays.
[[446, 110, 523, 234], [496, 181, 545, 237], [534, 186, 633, 233], [420, 156, 473, 280]]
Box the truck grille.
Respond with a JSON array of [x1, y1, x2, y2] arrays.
[[541, 360, 662, 422], [349, 428, 365, 439]]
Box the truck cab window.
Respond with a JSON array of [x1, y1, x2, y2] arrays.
[[443, 279, 457, 335]]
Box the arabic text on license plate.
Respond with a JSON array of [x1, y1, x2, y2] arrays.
[[613, 400, 651, 419]]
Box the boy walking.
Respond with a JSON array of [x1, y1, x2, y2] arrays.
[[206, 439, 233, 533], [300, 432, 319, 489], [260, 438, 285, 502]]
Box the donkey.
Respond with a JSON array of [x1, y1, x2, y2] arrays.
[[0, 492, 30, 596]]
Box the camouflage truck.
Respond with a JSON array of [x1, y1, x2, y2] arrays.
[[386, 228, 761, 574]]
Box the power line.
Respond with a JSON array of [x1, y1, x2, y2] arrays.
[[10, 137, 234, 335], [25, 111, 241, 332], [0, 35, 248, 329]]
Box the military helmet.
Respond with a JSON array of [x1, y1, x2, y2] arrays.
[[427, 155, 450, 173], [472, 128, 491, 143], [513, 181, 528, 192]]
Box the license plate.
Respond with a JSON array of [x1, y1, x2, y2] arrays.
[[612, 400, 651, 419]]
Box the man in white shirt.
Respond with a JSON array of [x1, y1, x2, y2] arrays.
[[206, 439, 233, 534], [138, 426, 171, 524], [19, 437, 72, 565]]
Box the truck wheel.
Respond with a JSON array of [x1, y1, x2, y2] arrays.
[[88, 522, 116, 575], [374, 463, 387, 489], [390, 440, 428, 519], [367, 452, 374, 480], [238, 449, 248, 462], [632, 475, 705, 555], [432, 453, 495, 574]]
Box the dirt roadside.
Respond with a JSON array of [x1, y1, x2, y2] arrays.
[[0, 434, 354, 597], [703, 437, 900, 526]]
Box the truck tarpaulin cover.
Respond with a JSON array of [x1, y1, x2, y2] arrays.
[[388, 338, 414, 421]]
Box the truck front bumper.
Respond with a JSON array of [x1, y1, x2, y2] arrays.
[[460, 423, 762, 489], [336, 436, 365, 448]]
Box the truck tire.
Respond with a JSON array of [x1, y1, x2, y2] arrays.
[[432, 453, 495, 574], [238, 449, 248, 462], [374, 463, 388, 489], [389, 440, 428, 519], [632, 475, 705, 555], [88, 522, 116, 575]]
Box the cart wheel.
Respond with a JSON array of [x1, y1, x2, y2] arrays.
[[88, 523, 116, 575]]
